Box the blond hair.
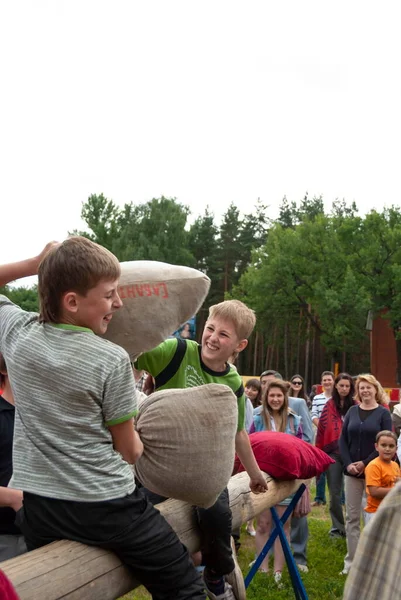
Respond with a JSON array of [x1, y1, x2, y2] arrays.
[[354, 374, 389, 406], [38, 236, 121, 323], [262, 379, 292, 432], [208, 300, 256, 340]]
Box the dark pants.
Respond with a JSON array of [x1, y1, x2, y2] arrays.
[[326, 454, 345, 534], [21, 490, 205, 600], [0, 534, 27, 563], [139, 486, 234, 578], [315, 471, 327, 503], [290, 515, 309, 566]]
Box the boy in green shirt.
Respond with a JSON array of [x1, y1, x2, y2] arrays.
[[136, 299, 268, 600]]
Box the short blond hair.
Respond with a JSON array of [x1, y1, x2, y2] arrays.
[[354, 374, 389, 406], [38, 236, 120, 323], [208, 300, 256, 340]]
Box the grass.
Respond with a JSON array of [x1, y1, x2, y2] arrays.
[[120, 488, 347, 600]]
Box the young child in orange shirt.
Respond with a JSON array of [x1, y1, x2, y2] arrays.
[[364, 430, 401, 524]]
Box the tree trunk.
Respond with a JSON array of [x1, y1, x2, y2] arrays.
[[304, 305, 311, 389], [224, 260, 229, 293], [259, 332, 264, 375], [296, 309, 302, 373], [311, 325, 316, 387], [342, 338, 346, 373], [253, 331, 259, 375], [283, 323, 289, 379]]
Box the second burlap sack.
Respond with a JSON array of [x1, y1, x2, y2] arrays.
[[135, 383, 238, 508], [103, 260, 210, 359]]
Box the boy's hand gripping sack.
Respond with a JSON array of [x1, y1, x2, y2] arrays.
[[135, 384, 238, 508], [103, 261, 210, 359]]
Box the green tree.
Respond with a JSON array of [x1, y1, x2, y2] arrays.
[[348, 208, 401, 383], [237, 198, 269, 278], [188, 207, 222, 305], [277, 195, 298, 229], [232, 206, 371, 378], [218, 202, 243, 293], [72, 193, 120, 251], [77, 195, 195, 267], [0, 285, 39, 312]]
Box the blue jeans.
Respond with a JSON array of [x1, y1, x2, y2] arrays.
[[315, 471, 327, 503]]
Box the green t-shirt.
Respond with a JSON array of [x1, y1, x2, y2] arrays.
[[136, 338, 245, 431]]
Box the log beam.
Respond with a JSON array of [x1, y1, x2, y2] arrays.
[[2, 474, 306, 600]]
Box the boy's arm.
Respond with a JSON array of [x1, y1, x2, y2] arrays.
[[0, 487, 23, 512], [235, 429, 268, 494], [367, 485, 393, 499], [0, 242, 58, 287], [109, 419, 144, 465], [134, 339, 177, 379]]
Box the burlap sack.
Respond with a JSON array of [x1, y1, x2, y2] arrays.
[[103, 261, 210, 359], [135, 384, 238, 508]]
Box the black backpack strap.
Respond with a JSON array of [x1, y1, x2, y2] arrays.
[[235, 383, 244, 399], [155, 338, 188, 389]]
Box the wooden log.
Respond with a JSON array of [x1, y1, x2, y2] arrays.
[[2, 473, 306, 600]]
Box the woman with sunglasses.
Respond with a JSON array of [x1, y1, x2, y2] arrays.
[[289, 375, 310, 409]]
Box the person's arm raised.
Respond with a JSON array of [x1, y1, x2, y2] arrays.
[[0, 242, 59, 287]]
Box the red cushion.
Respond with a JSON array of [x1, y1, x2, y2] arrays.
[[0, 571, 20, 600], [234, 431, 335, 480]]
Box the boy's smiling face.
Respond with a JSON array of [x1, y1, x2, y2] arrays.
[[201, 317, 247, 371], [62, 279, 123, 335]]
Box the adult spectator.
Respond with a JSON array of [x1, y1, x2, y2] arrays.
[[311, 371, 335, 506], [315, 373, 355, 538], [289, 375, 310, 409], [339, 373, 392, 575], [251, 379, 302, 586], [259, 370, 313, 572]]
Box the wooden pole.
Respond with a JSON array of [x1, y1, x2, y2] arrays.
[[2, 474, 306, 600]]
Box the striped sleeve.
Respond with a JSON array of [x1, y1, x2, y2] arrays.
[[103, 356, 137, 426]]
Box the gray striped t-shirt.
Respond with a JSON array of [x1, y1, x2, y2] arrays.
[[0, 295, 137, 501]]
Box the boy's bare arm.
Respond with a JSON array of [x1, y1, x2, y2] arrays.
[[235, 429, 268, 494], [0, 487, 23, 512], [109, 419, 144, 465], [367, 485, 393, 499], [0, 242, 59, 287]]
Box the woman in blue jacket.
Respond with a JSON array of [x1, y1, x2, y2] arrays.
[[339, 374, 392, 575], [250, 379, 302, 587]]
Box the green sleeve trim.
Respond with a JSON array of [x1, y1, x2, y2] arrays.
[[236, 393, 246, 432], [50, 323, 94, 333], [105, 411, 137, 427]]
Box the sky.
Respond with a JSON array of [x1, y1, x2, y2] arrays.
[[1, 1, 400, 277]]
